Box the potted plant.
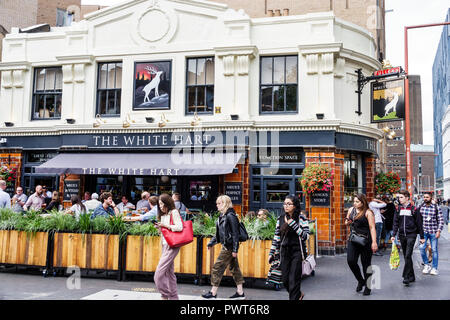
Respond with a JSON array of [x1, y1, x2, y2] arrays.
[[375, 171, 401, 195], [0, 166, 17, 186]]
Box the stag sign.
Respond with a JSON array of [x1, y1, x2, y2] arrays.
[[133, 61, 172, 110], [371, 78, 405, 123]]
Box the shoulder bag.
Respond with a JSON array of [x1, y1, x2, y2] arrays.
[[348, 208, 369, 246], [299, 232, 316, 277], [161, 210, 194, 248]]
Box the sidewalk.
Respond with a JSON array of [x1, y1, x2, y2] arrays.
[[0, 226, 449, 300]]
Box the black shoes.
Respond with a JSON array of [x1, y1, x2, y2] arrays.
[[229, 292, 245, 299], [356, 281, 365, 292], [403, 279, 410, 286], [363, 287, 371, 296], [202, 291, 217, 299]]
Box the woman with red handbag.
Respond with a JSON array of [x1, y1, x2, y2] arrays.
[[154, 193, 183, 300]]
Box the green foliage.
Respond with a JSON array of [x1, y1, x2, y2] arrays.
[[126, 222, 159, 237], [242, 212, 277, 241], [375, 171, 401, 195], [192, 211, 219, 237]]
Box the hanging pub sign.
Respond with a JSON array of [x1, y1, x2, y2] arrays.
[[133, 61, 172, 110], [371, 78, 405, 123]]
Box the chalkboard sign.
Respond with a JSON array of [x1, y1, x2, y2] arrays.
[[310, 191, 330, 207], [225, 182, 242, 204], [63, 180, 80, 201]]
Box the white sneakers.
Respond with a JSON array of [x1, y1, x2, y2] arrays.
[[430, 268, 439, 276], [422, 265, 432, 274], [423, 265, 439, 275]]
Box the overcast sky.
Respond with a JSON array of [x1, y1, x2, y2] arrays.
[[81, 1, 449, 145]]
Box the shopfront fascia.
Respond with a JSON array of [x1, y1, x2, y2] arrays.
[[1, 129, 378, 220]]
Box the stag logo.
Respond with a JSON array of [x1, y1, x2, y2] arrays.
[[384, 89, 399, 117], [143, 66, 163, 103]]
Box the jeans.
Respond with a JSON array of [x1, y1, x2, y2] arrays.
[[375, 222, 383, 250], [419, 233, 439, 269]]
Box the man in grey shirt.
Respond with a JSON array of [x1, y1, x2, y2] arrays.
[[136, 191, 151, 212], [0, 180, 11, 209], [12, 186, 27, 213], [23, 185, 45, 211]]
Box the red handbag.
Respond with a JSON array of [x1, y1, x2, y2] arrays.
[[160, 211, 193, 248]]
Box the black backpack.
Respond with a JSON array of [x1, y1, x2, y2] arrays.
[[225, 212, 248, 242]]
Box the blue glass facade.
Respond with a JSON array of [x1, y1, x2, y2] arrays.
[[432, 9, 450, 193]]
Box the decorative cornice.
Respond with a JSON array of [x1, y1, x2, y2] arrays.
[[0, 61, 30, 71], [0, 121, 383, 140], [55, 55, 94, 65]]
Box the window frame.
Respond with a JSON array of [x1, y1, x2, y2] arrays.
[[31, 67, 63, 121], [259, 55, 298, 115], [185, 56, 215, 115], [96, 61, 122, 117]]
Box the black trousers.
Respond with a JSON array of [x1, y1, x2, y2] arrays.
[[399, 235, 416, 281], [347, 240, 373, 285], [280, 245, 303, 300]]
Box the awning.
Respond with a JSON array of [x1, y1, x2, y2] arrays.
[[35, 152, 243, 176]]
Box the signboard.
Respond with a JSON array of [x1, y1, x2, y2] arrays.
[[310, 191, 330, 207], [373, 66, 402, 77], [225, 182, 242, 204], [63, 180, 80, 201], [371, 78, 405, 123]]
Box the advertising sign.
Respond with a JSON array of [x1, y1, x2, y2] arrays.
[[371, 78, 405, 123]]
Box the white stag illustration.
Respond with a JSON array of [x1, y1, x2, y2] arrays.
[[384, 89, 399, 117], [143, 66, 163, 103]]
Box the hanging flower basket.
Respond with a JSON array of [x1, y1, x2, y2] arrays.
[[0, 166, 17, 186], [375, 171, 401, 195], [300, 164, 333, 194]]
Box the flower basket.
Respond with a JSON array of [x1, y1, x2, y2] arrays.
[[0, 166, 17, 186], [375, 172, 401, 195], [300, 164, 333, 194]]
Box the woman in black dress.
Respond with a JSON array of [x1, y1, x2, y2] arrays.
[[269, 195, 309, 300], [345, 194, 377, 295]]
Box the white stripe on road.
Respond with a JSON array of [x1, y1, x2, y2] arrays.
[[82, 289, 230, 300]]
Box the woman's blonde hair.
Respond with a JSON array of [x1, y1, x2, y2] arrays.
[[216, 195, 233, 213]]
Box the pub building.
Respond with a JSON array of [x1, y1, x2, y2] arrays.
[[0, 0, 383, 255]]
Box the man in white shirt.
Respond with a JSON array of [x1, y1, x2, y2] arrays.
[[0, 180, 11, 209], [369, 195, 387, 256], [23, 185, 46, 211], [117, 195, 135, 213], [12, 186, 27, 213], [136, 191, 151, 212], [84, 192, 101, 211]]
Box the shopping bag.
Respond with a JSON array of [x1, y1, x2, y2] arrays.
[[389, 242, 400, 270]]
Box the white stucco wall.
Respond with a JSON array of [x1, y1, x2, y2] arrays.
[[0, 0, 382, 141]]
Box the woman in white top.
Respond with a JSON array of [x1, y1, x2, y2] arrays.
[[66, 195, 87, 219], [154, 193, 183, 300]]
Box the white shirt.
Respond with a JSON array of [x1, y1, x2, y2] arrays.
[[369, 201, 386, 224], [69, 204, 87, 219], [0, 189, 11, 209], [117, 202, 135, 213], [84, 199, 101, 211]]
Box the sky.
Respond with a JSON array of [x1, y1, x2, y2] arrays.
[[81, 1, 449, 145]]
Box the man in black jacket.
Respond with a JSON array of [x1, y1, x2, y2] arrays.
[[391, 190, 425, 286]]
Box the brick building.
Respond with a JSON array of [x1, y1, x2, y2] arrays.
[[411, 144, 435, 195]]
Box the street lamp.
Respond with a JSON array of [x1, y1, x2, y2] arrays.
[[404, 21, 450, 197]]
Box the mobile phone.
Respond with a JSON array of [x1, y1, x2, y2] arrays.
[[151, 220, 158, 224]]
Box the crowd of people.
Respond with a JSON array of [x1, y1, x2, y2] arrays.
[[0, 178, 447, 300]]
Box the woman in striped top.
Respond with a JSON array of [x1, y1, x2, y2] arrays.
[[268, 195, 309, 300]]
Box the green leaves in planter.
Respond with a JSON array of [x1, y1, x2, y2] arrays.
[[192, 211, 218, 237], [127, 222, 159, 237], [105, 215, 127, 239], [40, 211, 78, 233]]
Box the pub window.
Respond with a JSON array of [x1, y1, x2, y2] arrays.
[[97, 62, 122, 116], [32, 67, 62, 120], [344, 152, 363, 206], [186, 57, 214, 114], [260, 55, 298, 113]]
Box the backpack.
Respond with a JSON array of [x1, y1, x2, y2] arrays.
[[225, 211, 248, 242]]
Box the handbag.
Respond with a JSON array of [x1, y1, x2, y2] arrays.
[[299, 233, 316, 277], [349, 231, 369, 247], [160, 210, 194, 248]]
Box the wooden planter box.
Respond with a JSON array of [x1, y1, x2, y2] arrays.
[[125, 235, 197, 275], [53, 232, 120, 270], [0, 230, 48, 267], [201, 238, 272, 279]]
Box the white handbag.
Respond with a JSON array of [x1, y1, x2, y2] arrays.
[[299, 236, 316, 276]]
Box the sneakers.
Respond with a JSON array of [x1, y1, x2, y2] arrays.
[[430, 268, 439, 276], [229, 292, 245, 299], [422, 264, 432, 274], [202, 291, 217, 299]]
